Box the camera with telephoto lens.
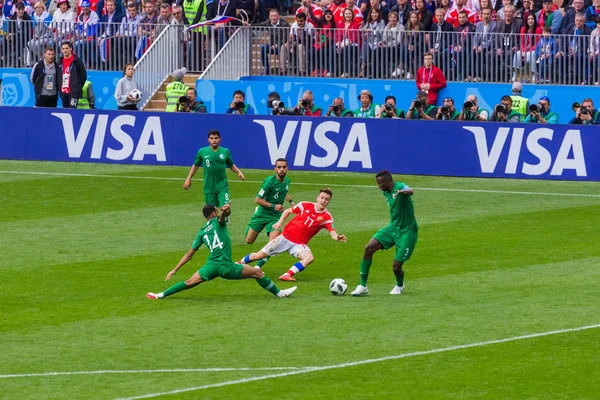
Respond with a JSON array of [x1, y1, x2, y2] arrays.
[[413, 100, 423, 109], [178, 95, 190, 112], [268, 100, 283, 109], [332, 105, 340, 113], [464, 101, 474, 109], [385, 103, 394, 113], [234, 101, 245, 111], [575, 102, 589, 115], [495, 104, 506, 114], [441, 106, 449, 114], [272, 105, 300, 116], [529, 103, 542, 113], [301, 99, 309, 108]]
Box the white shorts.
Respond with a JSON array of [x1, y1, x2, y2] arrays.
[[260, 235, 311, 258]]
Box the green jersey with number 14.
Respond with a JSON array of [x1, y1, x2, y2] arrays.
[[191, 218, 232, 263], [255, 175, 291, 217], [383, 182, 418, 233], [193, 146, 234, 194]]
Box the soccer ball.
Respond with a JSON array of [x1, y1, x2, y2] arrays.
[[329, 278, 347, 296], [129, 89, 142, 103]]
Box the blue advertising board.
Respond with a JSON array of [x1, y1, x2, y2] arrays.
[[0, 107, 597, 181], [197, 76, 591, 124], [1, 69, 122, 109]]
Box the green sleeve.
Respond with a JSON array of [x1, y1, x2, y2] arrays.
[[193, 149, 204, 167], [225, 150, 234, 168], [191, 229, 205, 250], [257, 177, 271, 199]]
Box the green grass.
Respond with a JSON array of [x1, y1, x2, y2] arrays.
[[1, 160, 600, 400]]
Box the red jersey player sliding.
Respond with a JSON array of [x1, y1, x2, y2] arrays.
[[239, 188, 347, 281]]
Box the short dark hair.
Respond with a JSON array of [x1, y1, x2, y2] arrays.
[[44, 46, 55, 53], [207, 129, 220, 138], [275, 158, 288, 165], [385, 95, 396, 103], [375, 170, 393, 182], [458, 10, 468, 16], [61, 41, 73, 49], [319, 187, 333, 198], [187, 87, 197, 95], [296, 12, 307, 20], [501, 95, 513, 103], [542, 26, 552, 32], [203, 204, 217, 218], [423, 52, 433, 59], [160, 3, 170, 9], [233, 90, 245, 99]]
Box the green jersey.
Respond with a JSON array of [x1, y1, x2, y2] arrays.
[[383, 182, 418, 233], [255, 175, 291, 217], [193, 146, 234, 194], [191, 217, 232, 263]]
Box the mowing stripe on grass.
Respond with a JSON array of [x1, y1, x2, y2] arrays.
[[1, 170, 599, 198], [0, 367, 301, 379], [117, 323, 600, 400]]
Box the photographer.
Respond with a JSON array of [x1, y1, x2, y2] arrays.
[[377, 95, 405, 119], [435, 97, 460, 120], [354, 90, 380, 118], [185, 88, 207, 113], [524, 96, 558, 124], [294, 90, 322, 116], [489, 95, 522, 122], [267, 91, 301, 116], [177, 95, 191, 112], [568, 98, 600, 125], [326, 97, 354, 117], [225, 90, 255, 115], [459, 95, 489, 122], [406, 91, 437, 120]]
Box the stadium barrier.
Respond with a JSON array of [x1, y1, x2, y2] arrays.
[[1, 107, 597, 181]]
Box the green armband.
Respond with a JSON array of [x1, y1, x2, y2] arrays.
[[288, 199, 294, 204], [270, 203, 276, 210]]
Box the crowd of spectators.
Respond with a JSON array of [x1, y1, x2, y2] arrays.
[[249, 0, 600, 84], [0, 0, 183, 69], [2, 0, 600, 84]]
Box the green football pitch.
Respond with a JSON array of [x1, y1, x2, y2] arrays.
[[1, 160, 599, 400]]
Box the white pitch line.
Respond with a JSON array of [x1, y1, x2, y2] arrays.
[[117, 323, 600, 400], [0, 367, 301, 379], [1, 170, 599, 198]]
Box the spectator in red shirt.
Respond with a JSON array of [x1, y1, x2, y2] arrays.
[[415, 52, 447, 105]]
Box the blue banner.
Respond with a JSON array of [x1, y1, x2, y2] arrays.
[[197, 76, 586, 124], [0, 108, 597, 181], [1, 69, 122, 109]]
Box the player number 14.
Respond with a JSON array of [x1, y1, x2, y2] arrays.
[[204, 233, 224, 252]]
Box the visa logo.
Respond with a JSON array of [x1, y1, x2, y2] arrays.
[[466, 126, 587, 177], [253, 120, 372, 169], [52, 112, 167, 162]]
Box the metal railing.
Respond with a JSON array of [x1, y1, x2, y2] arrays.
[[134, 24, 182, 110], [0, 20, 185, 71], [199, 27, 252, 81], [245, 26, 600, 85], [4, 20, 599, 86]]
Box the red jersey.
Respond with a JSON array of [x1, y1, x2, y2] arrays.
[[446, 6, 475, 28], [61, 56, 75, 94], [282, 201, 335, 245], [296, 3, 323, 26]]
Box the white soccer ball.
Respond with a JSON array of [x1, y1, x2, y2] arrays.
[[329, 278, 347, 296], [129, 89, 142, 103]]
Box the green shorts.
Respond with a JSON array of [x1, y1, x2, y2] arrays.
[[198, 261, 243, 281], [372, 226, 418, 263], [246, 211, 280, 236], [204, 191, 230, 207]]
